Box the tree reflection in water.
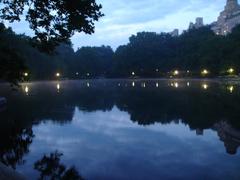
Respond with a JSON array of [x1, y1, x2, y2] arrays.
[[0, 127, 34, 169], [34, 151, 84, 180], [0, 80, 240, 174]]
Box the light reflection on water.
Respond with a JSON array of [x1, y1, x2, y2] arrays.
[[0, 79, 240, 180], [19, 80, 240, 95]]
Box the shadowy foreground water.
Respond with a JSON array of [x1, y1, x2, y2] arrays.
[[0, 79, 240, 180]]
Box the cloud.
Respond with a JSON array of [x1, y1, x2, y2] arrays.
[[26, 106, 234, 180], [71, 0, 226, 50], [8, 0, 228, 49]]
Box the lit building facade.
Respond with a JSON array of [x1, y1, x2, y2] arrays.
[[211, 0, 240, 35]]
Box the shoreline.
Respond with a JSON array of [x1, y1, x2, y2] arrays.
[[0, 77, 240, 85]]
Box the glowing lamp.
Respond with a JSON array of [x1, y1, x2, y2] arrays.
[[132, 72, 135, 76], [56, 73, 60, 77], [24, 72, 28, 77], [228, 68, 234, 74], [173, 70, 179, 76], [201, 69, 209, 75]]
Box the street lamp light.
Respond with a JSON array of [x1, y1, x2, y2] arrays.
[[173, 70, 179, 76], [228, 68, 234, 74], [24, 72, 28, 77], [201, 69, 209, 76], [56, 72, 60, 77]]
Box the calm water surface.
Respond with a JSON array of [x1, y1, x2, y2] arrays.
[[0, 80, 240, 180]]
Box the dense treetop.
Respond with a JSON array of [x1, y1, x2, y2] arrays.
[[0, 0, 103, 52], [112, 25, 240, 77], [1, 23, 240, 81]]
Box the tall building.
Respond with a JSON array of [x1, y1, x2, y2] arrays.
[[170, 29, 179, 37], [213, 121, 240, 155], [211, 0, 240, 35], [189, 17, 204, 30]]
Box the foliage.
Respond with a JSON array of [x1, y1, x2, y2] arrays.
[[112, 25, 240, 77], [0, 127, 34, 169], [0, 23, 27, 84], [1, 24, 240, 81], [0, 0, 104, 52], [34, 151, 84, 180], [73, 46, 114, 78]]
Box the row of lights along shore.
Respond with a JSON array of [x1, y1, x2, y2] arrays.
[[131, 68, 235, 77], [22, 68, 237, 79], [23, 81, 236, 95]]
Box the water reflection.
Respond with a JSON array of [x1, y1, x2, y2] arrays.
[[0, 127, 34, 169], [227, 85, 234, 93], [214, 121, 240, 155], [174, 82, 179, 88], [24, 86, 29, 95], [202, 83, 209, 90], [141, 82, 146, 88], [1, 80, 240, 179], [132, 81, 135, 87], [34, 151, 84, 180]]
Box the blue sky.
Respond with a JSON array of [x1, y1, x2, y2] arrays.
[[9, 0, 231, 50]]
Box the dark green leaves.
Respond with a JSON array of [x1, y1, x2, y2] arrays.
[[0, 0, 103, 52]]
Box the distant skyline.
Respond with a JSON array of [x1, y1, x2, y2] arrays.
[[8, 0, 235, 50]]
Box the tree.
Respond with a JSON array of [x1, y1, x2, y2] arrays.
[[34, 151, 84, 180], [0, 0, 104, 52], [0, 23, 27, 84], [0, 1, 103, 83]]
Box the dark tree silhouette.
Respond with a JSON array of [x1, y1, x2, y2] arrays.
[[0, 0, 104, 52], [0, 128, 34, 169], [34, 151, 84, 180], [0, 23, 27, 84]]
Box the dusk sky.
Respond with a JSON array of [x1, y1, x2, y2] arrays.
[[9, 0, 233, 50]]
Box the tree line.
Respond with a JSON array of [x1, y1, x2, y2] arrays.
[[112, 25, 240, 77], [1, 23, 240, 81]]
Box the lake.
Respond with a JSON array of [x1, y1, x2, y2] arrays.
[[0, 79, 240, 180]]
